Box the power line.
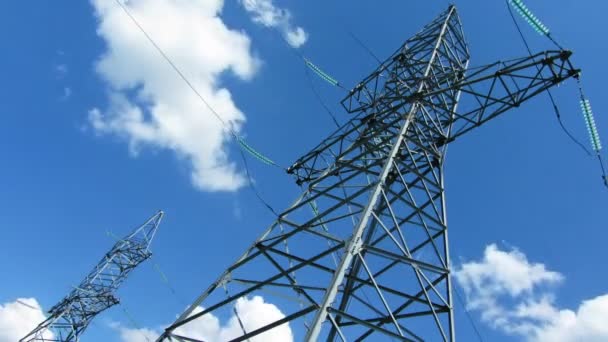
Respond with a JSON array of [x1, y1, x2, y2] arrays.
[[112, 0, 282, 171], [263, 23, 350, 141], [506, 0, 608, 189], [597, 154, 608, 188], [113, 0, 228, 130], [112, 0, 283, 215], [16, 300, 38, 311], [237, 147, 281, 217], [121, 304, 152, 342], [453, 285, 485, 342], [505, 0, 591, 157], [150, 257, 189, 307], [270, 25, 349, 92], [155, 6, 584, 341], [347, 30, 383, 66], [303, 66, 341, 128], [576, 79, 608, 189], [507, 0, 562, 49], [269, 15, 383, 129]]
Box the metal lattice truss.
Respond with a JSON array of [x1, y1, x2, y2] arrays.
[[159, 5, 578, 342], [21, 211, 164, 342]]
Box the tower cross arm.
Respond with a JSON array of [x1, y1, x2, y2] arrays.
[[420, 49, 579, 142], [295, 50, 579, 185]]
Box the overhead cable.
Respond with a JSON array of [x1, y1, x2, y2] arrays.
[[112, 0, 282, 171], [505, 0, 591, 156]]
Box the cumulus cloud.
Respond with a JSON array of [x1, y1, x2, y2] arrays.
[[454, 243, 563, 325], [113, 323, 159, 342], [0, 298, 52, 342], [240, 0, 308, 48], [531, 294, 608, 342], [115, 296, 293, 342], [89, 0, 261, 191], [455, 244, 608, 341]]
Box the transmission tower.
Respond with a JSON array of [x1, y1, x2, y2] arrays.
[[158, 5, 578, 341], [21, 211, 164, 342]]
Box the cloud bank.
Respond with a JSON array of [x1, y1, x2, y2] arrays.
[[89, 0, 260, 191], [455, 244, 608, 341], [115, 296, 293, 342], [239, 0, 308, 48], [0, 298, 52, 342]]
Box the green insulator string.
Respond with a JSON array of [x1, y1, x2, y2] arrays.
[[577, 78, 608, 188], [235, 135, 278, 167], [509, 0, 549, 35], [113, 0, 284, 177], [508, 0, 563, 49], [304, 58, 341, 87], [505, 0, 588, 156], [505, 0, 605, 189], [580, 99, 602, 152], [577, 80, 603, 153]]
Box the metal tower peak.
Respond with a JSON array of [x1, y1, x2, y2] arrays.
[[21, 210, 164, 342], [122, 209, 164, 250]]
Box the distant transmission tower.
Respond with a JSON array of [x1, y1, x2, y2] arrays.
[[21, 211, 164, 342], [159, 5, 578, 341]]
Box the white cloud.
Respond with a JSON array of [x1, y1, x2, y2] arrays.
[[240, 0, 308, 48], [61, 87, 72, 101], [54, 63, 68, 78], [531, 295, 608, 342], [454, 243, 563, 330], [113, 323, 159, 342], [0, 298, 52, 342], [455, 244, 563, 298], [455, 244, 608, 342], [89, 0, 261, 192], [284, 27, 307, 48], [116, 296, 293, 342]]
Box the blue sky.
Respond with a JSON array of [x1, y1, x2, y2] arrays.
[[0, 0, 607, 341]]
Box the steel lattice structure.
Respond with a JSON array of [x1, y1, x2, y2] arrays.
[[158, 5, 578, 341], [21, 211, 164, 342]]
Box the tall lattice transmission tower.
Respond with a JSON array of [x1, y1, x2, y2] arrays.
[[21, 211, 164, 342], [158, 5, 578, 341]]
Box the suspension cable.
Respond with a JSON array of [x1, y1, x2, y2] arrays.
[[506, 0, 591, 156]]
